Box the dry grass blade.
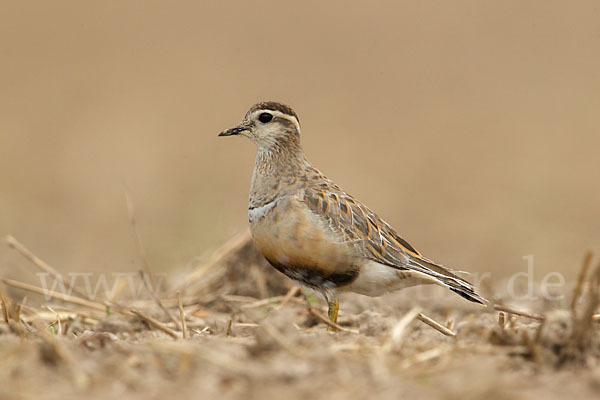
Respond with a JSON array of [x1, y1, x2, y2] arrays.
[[4, 235, 133, 314], [5, 235, 89, 299], [498, 312, 506, 329], [239, 296, 282, 309], [401, 345, 452, 369], [124, 189, 178, 325], [1, 277, 107, 312], [45, 306, 62, 335], [572, 251, 593, 312], [1, 297, 9, 324], [225, 318, 233, 336], [275, 286, 300, 310], [15, 304, 22, 323], [306, 307, 359, 334], [234, 322, 259, 328], [385, 307, 421, 352], [0, 282, 10, 323], [417, 313, 456, 337], [571, 261, 600, 348], [176, 291, 189, 339], [123, 187, 154, 284], [223, 294, 261, 303], [239, 295, 304, 309], [493, 303, 544, 321], [130, 309, 179, 339], [138, 270, 178, 325]]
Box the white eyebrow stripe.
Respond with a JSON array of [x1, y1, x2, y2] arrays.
[[251, 110, 300, 131]]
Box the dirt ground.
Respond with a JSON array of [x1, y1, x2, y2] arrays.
[[1, 236, 599, 400]]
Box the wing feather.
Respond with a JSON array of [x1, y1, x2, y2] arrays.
[[302, 184, 419, 266], [301, 180, 486, 305]]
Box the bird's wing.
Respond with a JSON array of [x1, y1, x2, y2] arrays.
[[302, 183, 421, 265], [301, 182, 486, 305]]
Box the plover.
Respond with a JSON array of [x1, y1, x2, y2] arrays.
[[219, 101, 485, 328]]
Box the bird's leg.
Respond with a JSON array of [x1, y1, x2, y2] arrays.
[[327, 298, 339, 332]]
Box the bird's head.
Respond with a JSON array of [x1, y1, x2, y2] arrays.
[[219, 101, 301, 151]]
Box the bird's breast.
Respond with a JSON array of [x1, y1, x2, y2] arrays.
[[249, 196, 358, 283]]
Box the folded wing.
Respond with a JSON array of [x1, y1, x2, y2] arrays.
[[302, 182, 486, 305]]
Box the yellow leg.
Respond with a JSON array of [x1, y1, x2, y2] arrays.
[[327, 299, 339, 332]]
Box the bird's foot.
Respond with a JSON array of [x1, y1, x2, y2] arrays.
[[327, 299, 339, 332]]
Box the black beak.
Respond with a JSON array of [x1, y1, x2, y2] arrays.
[[218, 126, 246, 137]]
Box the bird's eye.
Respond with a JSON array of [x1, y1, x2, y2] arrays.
[[258, 112, 273, 123]]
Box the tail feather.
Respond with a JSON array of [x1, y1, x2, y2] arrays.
[[407, 256, 486, 305]]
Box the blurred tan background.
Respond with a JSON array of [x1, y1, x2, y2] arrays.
[[1, 0, 599, 285]]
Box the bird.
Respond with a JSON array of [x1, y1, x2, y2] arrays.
[[219, 101, 486, 330]]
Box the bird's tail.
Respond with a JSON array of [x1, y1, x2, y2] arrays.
[[407, 255, 487, 305]]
